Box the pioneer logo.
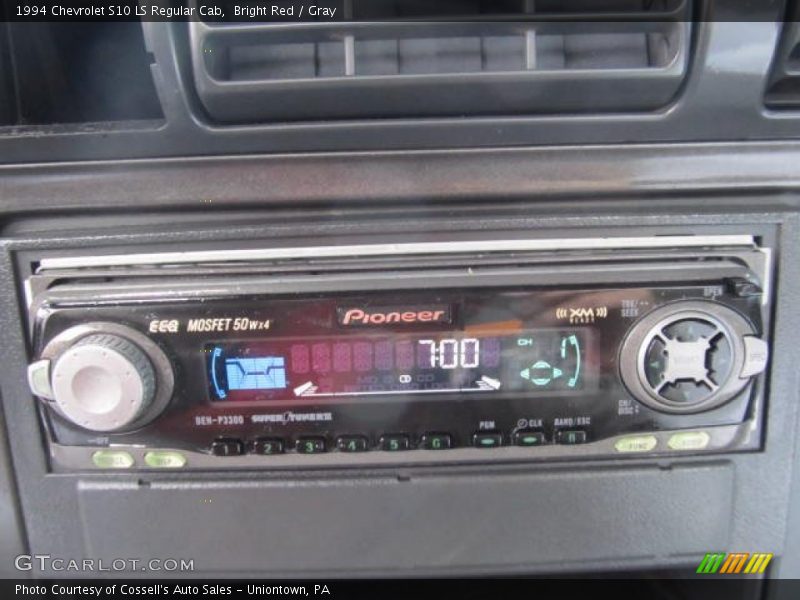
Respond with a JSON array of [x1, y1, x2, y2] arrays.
[[338, 305, 451, 326]]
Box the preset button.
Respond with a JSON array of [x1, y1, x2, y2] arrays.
[[296, 437, 326, 454], [337, 436, 369, 452], [211, 438, 244, 456], [421, 433, 452, 450], [380, 434, 411, 451], [251, 438, 285, 455]]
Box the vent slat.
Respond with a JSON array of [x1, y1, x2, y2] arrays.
[[191, 0, 691, 123]]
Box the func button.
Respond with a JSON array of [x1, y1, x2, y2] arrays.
[[421, 433, 452, 450], [614, 435, 658, 453]]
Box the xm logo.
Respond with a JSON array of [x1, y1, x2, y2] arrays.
[[555, 306, 609, 324], [696, 552, 773, 574]]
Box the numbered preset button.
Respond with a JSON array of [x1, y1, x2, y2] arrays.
[[296, 437, 327, 454], [251, 437, 285, 455]]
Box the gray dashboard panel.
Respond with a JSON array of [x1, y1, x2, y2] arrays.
[[0, 3, 798, 164], [0, 399, 26, 578], [79, 463, 733, 575], [0, 4, 799, 582]]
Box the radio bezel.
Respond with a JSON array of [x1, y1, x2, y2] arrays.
[[26, 236, 772, 472]]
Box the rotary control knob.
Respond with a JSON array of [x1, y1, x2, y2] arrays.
[[619, 301, 769, 414], [28, 323, 174, 432]]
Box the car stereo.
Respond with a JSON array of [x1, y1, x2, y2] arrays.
[[24, 236, 771, 471]]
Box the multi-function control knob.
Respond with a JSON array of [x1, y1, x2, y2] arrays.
[[28, 323, 174, 432], [620, 301, 769, 414]]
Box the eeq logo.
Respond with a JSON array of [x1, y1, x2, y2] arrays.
[[338, 306, 451, 326]]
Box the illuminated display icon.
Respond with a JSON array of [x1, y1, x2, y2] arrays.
[[225, 356, 287, 390], [518, 334, 582, 388]]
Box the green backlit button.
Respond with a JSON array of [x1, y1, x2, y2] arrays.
[[614, 435, 657, 453], [92, 450, 134, 469], [296, 437, 326, 454], [421, 433, 452, 450], [337, 435, 368, 453], [144, 451, 187, 468], [668, 431, 711, 451], [380, 434, 410, 452], [557, 430, 587, 445], [514, 430, 546, 447], [473, 432, 503, 448]]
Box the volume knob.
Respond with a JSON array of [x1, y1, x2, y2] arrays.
[[49, 334, 156, 432], [29, 323, 173, 433]]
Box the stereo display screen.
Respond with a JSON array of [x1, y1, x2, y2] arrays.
[[206, 328, 591, 403]]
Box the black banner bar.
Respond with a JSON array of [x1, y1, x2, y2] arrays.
[[0, 0, 798, 23], [0, 577, 787, 600]]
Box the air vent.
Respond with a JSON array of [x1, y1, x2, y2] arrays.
[[190, 0, 691, 123], [0, 22, 162, 127], [765, 2, 800, 109]]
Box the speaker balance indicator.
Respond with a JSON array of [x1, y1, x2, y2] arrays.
[[518, 334, 582, 389]]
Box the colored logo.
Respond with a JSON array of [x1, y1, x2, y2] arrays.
[[696, 552, 773, 574]]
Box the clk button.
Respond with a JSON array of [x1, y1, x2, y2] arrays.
[[514, 430, 545, 447], [740, 336, 769, 378]]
